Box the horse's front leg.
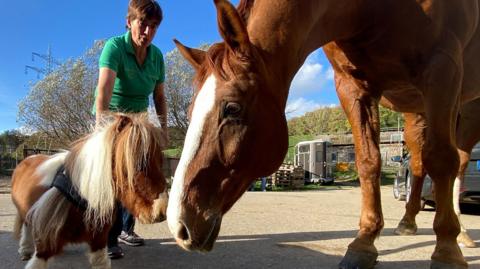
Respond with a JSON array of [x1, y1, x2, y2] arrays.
[[454, 99, 480, 248], [395, 113, 427, 236], [335, 75, 383, 269], [422, 32, 467, 268]]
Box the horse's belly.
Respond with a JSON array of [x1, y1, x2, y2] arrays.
[[380, 83, 425, 113]]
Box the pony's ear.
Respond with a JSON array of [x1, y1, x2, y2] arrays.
[[174, 39, 206, 70], [115, 115, 132, 133], [214, 0, 251, 57]]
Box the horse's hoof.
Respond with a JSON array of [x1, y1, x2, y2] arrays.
[[431, 260, 468, 269], [457, 231, 476, 248], [339, 249, 378, 269], [394, 220, 417, 235]]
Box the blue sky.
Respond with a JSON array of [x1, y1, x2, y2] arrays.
[[0, 0, 338, 133]]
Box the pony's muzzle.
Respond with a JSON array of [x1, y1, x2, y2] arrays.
[[139, 191, 168, 224]]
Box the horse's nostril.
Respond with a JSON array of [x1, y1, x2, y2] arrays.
[[178, 222, 190, 241]]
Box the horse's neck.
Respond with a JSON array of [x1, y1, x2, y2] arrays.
[[247, 0, 367, 103]]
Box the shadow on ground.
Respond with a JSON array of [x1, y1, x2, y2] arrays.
[[2, 228, 479, 269]]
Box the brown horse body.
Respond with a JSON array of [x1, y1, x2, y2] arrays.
[[167, 0, 479, 268], [12, 114, 168, 269]]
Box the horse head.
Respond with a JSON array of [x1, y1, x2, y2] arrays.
[[112, 114, 169, 224], [167, 0, 288, 251]]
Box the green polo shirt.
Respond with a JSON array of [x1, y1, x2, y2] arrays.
[[92, 31, 165, 113]]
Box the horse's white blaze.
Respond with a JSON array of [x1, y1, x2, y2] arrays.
[[167, 75, 217, 236]]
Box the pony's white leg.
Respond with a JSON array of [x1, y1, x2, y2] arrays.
[[18, 223, 34, 260], [453, 177, 476, 248], [88, 247, 111, 269], [25, 252, 47, 269]]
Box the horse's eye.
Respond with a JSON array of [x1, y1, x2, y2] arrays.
[[223, 102, 242, 118]]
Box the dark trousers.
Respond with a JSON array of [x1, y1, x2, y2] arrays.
[[108, 203, 135, 247]]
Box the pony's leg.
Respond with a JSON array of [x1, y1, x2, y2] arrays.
[[422, 33, 467, 268], [87, 247, 111, 269], [24, 252, 48, 269], [18, 223, 35, 260], [395, 113, 427, 235], [334, 74, 383, 269], [87, 232, 111, 269]]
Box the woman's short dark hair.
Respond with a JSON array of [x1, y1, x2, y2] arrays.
[[127, 0, 163, 26]]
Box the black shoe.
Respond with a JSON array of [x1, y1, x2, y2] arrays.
[[108, 246, 124, 259]]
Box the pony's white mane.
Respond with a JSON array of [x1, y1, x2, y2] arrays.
[[36, 152, 68, 187], [70, 126, 116, 228], [68, 112, 161, 228]]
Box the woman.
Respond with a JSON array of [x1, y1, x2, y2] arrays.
[[93, 0, 167, 259]]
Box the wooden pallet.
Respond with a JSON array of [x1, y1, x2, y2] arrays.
[[271, 163, 305, 188]]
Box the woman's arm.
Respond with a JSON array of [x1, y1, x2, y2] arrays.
[[95, 67, 117, 126], [153, 82, 168, 143]]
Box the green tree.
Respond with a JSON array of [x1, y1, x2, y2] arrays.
[[162, 44, 210, 149], [18, 40, 105, 146], [287, 105, 402, 136]]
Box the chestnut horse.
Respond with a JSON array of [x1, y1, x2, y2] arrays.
[[396, 99, 480, 248], [11, 113, 168, 269], [167, 0, 479, 268]]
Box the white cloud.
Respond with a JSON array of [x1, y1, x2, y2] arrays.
[[285, 97, 337, 119], [289, 51, 335, 98]]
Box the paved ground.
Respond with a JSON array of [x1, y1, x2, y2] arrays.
[[1, 178, 479, 269]]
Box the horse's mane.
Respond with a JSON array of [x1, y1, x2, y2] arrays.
[[237, 0, 255, 23], [192, 0, 255, 91], [63, 112, 162, 228]]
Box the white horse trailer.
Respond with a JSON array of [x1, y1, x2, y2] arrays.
[[294, 140, 334, 184]]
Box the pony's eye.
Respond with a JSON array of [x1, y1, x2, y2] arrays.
[[223, 102, 242, 118]]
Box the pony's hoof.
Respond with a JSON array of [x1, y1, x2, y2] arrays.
[[339, 249, 378, 269], [394, 220, 417, 235], [431, 260, 468, 269], [457, 231, 476, 248], [20, 253, 32, 261]]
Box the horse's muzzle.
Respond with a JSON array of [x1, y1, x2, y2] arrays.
[[173, 214, 222, 252]]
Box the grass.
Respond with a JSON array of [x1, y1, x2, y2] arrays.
[[249, 167, 398, 192], [163, 148, 182, 158]]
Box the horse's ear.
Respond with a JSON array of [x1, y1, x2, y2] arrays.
[[214, 0, 251, 57], [115, 115, 132, 133], [174, 39, 206, 70]]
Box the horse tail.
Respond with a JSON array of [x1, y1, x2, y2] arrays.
[[13, 213, 22, 240]]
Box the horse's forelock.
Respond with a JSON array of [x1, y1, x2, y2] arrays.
[[194, 43, 248, 93]]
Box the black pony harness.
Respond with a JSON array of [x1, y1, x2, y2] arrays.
[[51, 165, 88, 210]]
